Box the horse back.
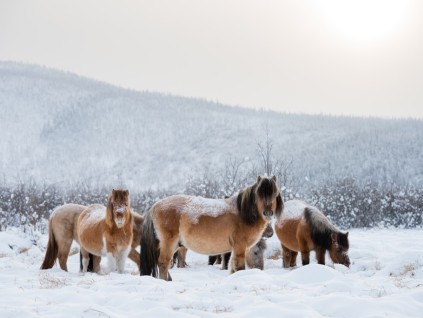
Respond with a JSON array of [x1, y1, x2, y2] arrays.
[[152, 195, 238, 255], [51, 203, 86, 244]]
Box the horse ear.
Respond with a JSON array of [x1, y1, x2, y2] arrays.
[[272, 175, 276, 181], [257, 176, 262, 183], [346, 232, 349, 238], [331, 233, 337, 243]]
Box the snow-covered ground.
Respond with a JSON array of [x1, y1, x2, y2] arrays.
[[1, 227, 422, 317]]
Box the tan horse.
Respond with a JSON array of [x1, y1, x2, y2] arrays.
[[40, 203, 144, 272], [140, 176, 283, 280], [275, 200, 350, 268], [78, 189, 133, 273]]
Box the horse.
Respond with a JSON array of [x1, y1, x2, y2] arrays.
[[78, 189, 133, 274], [140, 176, 283, 280], [275, 200, 350, 268], [208, 222, 274, 270], [40, 203, 144, 272], [171, 244, 188, 269]]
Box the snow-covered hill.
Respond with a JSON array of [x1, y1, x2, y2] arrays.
[[1, 61, 422, 191]]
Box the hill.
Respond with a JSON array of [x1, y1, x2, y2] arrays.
[[1, 61, 422, 193]]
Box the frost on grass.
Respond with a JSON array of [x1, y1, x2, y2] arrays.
[[39, 272, 71, 289]]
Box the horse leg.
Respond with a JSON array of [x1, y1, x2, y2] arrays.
[[229, 246, 246, 274], [208, 255, 218, 265], [106, 252, 118, 273], [158, 237, 178, 281], [57, 240, 72, 272], [298, 237, 310, 266], [128, 247, 140, 267], [301, 251, 310, 266], [221, 252, 230, 270], [290, 251, 298, 267], [177, 246, 188, 268], [92, 255, 102, 273], [315, 247, 326, 265], [281, 244, 293, 268], [116, 247, 131, 273], [80, 248, 90, 273]]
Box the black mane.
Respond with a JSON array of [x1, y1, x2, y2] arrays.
[[304, 207, 335, 250], [237, 184, 258, 225]]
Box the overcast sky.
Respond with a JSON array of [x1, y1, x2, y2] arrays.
[[1, 0, 422, 118]]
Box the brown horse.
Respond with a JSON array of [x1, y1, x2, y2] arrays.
[[275, 200, 350, 268], [140, 176, 283, 280], [40, 203, 144, 271], [209, 222, 274, 270], [78, 189, 133, 274]]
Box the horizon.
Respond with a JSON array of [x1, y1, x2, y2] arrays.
[[1, 0, 422, 119]]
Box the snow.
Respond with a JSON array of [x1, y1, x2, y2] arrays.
[[183, 196, 229, 223], [280, 199, 307, 219], [1, 227, 423, 317], [81, 205, 106, 226]]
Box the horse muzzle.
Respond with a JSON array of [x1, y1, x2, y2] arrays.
[[263, 210, 273, 219], [114, 216, 126, 228]]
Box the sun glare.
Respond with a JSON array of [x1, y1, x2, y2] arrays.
[[316, 0, 413, 43]]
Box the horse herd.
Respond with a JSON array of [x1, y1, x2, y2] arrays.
[[40, 176, 350, 280]]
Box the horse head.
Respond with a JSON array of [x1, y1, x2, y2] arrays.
[[255, 176, 283, 221], [329, 231, 350, 267], [262, 222, 274, 238], [107, 189, 131, 229], [237, 176, 283, 225]]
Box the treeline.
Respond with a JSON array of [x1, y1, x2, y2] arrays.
[[0, 181, 171, 234], [1, 175, 422, 235]]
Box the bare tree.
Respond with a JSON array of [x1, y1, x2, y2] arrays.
[[256, 123, 296, 198], [257, 124, 274, 177], [221, 156, 250, 195]]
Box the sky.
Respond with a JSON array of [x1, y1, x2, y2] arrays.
[[1, 0, 422, 119]]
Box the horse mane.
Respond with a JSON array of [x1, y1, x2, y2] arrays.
[[304, 206, 347, 250], [237, 184, 258, 225], [275, 193, 284, 219], [106, 189, 130, 228]]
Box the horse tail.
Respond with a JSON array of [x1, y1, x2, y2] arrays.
[[140, 207, 159, 277], [41, 218, 58, 269]]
